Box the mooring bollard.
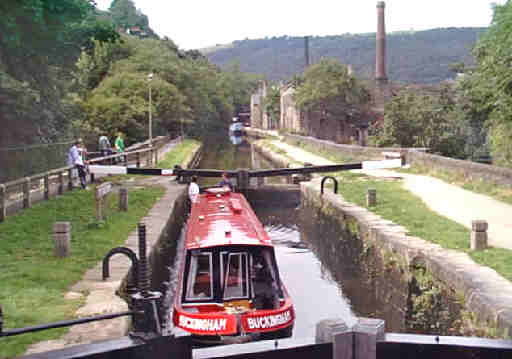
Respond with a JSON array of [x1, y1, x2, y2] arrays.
[[0, 184, 6, 222], [367, 188, 377, 206], [471, 220, 488, 251], [53, 222, 71, 257], [119, 188, 128, 211]]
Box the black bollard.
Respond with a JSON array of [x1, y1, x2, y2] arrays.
[[130, 223, 163, 338]]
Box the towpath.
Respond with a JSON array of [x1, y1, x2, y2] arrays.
[[266, 140, 512, 251], [24, 140, 197, 355]]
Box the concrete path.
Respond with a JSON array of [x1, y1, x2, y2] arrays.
[[268, 140, 512, 251]]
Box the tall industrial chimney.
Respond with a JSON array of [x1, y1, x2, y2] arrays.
[[304, 36, 310, 69], [376, 1, 388, 83]]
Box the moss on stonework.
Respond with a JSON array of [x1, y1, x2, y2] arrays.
[[407, 264, 461, 335], [346, 218, 360, 237]]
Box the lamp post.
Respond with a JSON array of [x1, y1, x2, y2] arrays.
[[148, 73, 153, 146]]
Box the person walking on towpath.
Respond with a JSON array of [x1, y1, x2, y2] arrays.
[[68, 138, 88, 190]]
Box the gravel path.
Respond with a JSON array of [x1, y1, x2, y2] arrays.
[[269, 140, 512, 251]]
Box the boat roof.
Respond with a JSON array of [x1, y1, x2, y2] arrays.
[[186, 187, 272, 249]]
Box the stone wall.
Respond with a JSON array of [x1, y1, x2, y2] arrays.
[[250, 137, 512, 336], [284, 133, 512, 188], [301, 179, 512, 337]]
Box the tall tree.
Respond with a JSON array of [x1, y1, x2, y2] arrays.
[[463, 1, 512, 166], [294, 58, 371, 126]]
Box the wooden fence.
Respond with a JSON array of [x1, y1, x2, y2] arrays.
[[0, 136, 181, 222]]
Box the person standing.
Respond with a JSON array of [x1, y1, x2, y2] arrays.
[[218, 172, 233, 190], [98, 132, 112, 165], [68, 139, 88, 190], [188, 176, 200, 204], [114, 132, 125, 163]]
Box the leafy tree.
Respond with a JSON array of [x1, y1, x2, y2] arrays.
[[462, 1, 512, 166], [261, 85, 281, 129], [378, 86, 468, 157], [294, 58, 371, 126], [0, 0, 119, 147], [73, 35, 259, 142]]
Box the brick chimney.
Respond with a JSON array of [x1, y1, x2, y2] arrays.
[[376, 1, 388, 83]]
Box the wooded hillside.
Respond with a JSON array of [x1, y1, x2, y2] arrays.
[[205, 27, 487, 84]]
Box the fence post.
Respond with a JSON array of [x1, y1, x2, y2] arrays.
[[471, 220, 488, 251], [367, 189, 377, 206], [44, 173, 49, 200], [119, 188, 128, 211], [58, 171, 64, 195], [23, 177, 31, 209], [154, 147, 158, 165], [146, 150, 152, 167], [0, 184, 6, 222], [68, 168, 73, 190], [136, 152, 140, 168], [53, 222, 71, 257]]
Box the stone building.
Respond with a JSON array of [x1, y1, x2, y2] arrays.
[[251, 1, 391, 146]]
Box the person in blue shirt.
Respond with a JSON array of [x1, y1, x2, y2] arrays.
[[217, 172, 233, 190]]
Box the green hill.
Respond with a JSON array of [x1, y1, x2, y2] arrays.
[[204, 27, 487, 84]]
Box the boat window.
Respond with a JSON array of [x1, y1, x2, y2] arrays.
[[185, 252, 213, 301], [223, 253, 249, 299]]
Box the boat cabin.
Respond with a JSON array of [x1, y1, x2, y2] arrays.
[[173, 187, 294, 341]]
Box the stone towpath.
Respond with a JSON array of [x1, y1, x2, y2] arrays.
[[268, 140, 512, 251]]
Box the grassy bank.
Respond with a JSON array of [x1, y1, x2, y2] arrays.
[[265, 140, 512, 283], [156, 139, 200, 168], [0, 186, 164, 358]]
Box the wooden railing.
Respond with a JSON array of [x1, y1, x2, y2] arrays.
[[0, 136, 181, 222]]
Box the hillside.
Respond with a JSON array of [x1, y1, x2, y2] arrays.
[[204, 27, 487, 84]]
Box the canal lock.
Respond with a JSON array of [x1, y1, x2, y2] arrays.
[[139, 134, 481, 342]]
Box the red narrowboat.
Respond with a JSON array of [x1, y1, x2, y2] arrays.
[[172, 187, 295, 343]]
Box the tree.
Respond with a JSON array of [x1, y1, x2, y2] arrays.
[[0, 0, 119, 147], [377, 85, 468, 158], [294, 58, 370, 126], [463, 1, 512, 166]]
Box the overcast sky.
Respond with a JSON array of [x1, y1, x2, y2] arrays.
[[95, 0, 504, 50]]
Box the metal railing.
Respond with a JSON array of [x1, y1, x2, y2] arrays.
[[0, 136, 179, 222]]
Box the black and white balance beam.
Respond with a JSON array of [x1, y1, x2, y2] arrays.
[[88, 158, 403, 178], [88, 165, 174, 176]]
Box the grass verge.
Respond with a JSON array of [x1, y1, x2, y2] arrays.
[[156, 139, 200, 169], [0, 185, 165, 359], [263, 141, 512, 283]]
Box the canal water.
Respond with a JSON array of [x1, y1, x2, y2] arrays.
[[190, 135, 358, 339]]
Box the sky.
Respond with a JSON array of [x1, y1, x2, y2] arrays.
[[95, 0, 505, 50]]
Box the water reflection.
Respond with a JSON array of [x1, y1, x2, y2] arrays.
[[255, 206, 357, 339]]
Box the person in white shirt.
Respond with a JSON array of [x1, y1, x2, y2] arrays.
[[188, 176, 199, 203], [67, 138, 88, 190]]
